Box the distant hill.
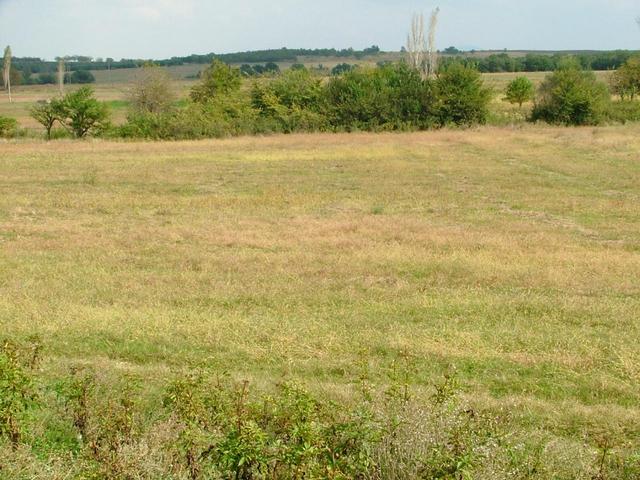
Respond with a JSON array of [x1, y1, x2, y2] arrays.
[[5, 47, 639, 85]]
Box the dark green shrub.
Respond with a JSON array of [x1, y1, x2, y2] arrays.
[[532, 66, 611, 126], [251, 69, 327, 133], [331, 63, 356, 76], [0, 115, 18, 138], [65, 70, 96, 84], [324, 62, 437, 131], [435, 63, 492, 126]]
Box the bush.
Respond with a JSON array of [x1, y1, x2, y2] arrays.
[[607, 100, 640, 123], [65, 70, 96, 84], [128, 65, 176, 115], [190, 59, 242, 103], [324, 63, 437, 131], [37, 72, 56, 85], [435, 63, 492, 126], [120, 93, 258, 140], [252, 69, 327, 132], [331, 63, 356, 76], [532, 66, 611, 126], [0, 116, 18, 138]]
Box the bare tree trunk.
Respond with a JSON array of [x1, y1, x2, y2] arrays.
[[3, 46, 12, 103], [406, 13, 425, 76], [407, 8, 439, 79], [58, 58, 65, 95], [426, 8, 440, 79]]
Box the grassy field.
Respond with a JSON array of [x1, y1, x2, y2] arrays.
[[1, 125, 639, 459]]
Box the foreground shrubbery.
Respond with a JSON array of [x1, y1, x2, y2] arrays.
[[1, 339, 639, 479]]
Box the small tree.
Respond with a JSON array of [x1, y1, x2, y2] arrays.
[[128, 64, 175, 114], [56, 87, 110, 138], [30, 100, 61, 139], [504, 76, 534, 108], [610, 57, 640, 101], [190, 59, 241, 103]]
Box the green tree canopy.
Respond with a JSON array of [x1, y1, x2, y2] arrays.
[[504, 76, 535, 108], [611, 57, 640, 101]]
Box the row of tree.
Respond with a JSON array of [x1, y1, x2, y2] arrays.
[[440, 51, 640, 73], [18, 53, 640, 142], [4, 46, 384, 78]]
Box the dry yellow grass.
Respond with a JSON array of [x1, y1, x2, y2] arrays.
[[0, 126, 639, 447]]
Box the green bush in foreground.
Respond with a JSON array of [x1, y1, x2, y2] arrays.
[[0, 339, 639, 479]]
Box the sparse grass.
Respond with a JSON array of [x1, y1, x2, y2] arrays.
[[0, 126, 639, 475]]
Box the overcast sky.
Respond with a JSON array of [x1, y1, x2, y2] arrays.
[[0, 0, 638, 60]]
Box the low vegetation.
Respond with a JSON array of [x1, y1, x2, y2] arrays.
[[1, 338, 638, 479], [0, 115, 18, 138]]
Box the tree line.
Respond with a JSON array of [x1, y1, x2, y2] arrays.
[[5, 53, 635, 142], [3, 46, 383, 78], [4, 48, 639, 83], [442, 50, 639, 73]]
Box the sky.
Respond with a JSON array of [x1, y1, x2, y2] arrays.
[[0, 0, 638, 60]]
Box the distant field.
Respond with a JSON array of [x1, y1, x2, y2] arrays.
[[1, 127, 639, 456]]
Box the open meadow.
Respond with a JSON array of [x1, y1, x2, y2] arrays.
[[1, 125, 639, 476]]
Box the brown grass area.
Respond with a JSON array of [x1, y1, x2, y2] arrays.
[[1, 126, 639, 445]]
